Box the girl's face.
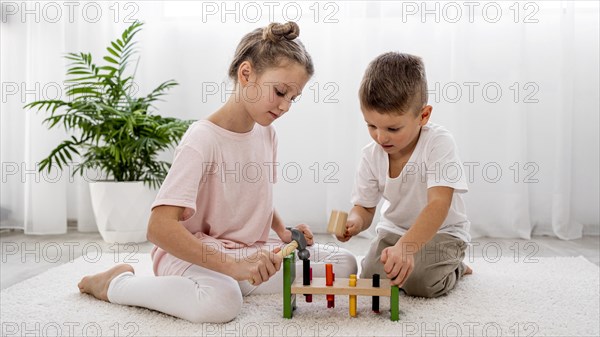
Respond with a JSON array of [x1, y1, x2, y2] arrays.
[[240, 62, 310, 126]]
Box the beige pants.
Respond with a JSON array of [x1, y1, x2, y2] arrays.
[[360, 231, 467, 298]]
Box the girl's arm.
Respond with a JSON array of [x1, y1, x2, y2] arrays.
[[270, 209, 290, 242], [271, 209, 314, 245], [147, 205, 280, 285]]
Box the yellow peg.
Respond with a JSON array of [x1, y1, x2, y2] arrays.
[[349, 274, 357, 317]]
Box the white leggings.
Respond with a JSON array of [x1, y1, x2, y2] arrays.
[[107, 244, 357, 323]]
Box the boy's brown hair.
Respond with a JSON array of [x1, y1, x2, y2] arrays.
[[359, 52, 428, 116]]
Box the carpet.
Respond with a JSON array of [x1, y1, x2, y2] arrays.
[[1, 254, 598, 336]]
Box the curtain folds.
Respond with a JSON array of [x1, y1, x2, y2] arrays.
[[1, 1, 598, 239]]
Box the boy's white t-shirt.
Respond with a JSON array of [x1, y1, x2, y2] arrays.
[[351, 122, 471, 243], [150, 120, 278, 276]]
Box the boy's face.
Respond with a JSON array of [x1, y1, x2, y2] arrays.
[[362, 105, 432, 160]]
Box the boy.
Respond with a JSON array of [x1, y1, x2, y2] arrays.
[[337, 52, 472, 298]]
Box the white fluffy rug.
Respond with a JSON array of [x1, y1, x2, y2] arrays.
[[1, 254, 598, 336]]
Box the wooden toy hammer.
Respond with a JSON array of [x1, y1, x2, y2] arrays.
[[327, 210, 348, 237], [278, 228, 310, 260]]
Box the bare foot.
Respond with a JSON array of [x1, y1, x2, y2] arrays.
[[78, 264, 134, 301], [464, 265, 473, 275]]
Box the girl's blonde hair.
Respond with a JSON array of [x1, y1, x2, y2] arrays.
[[228, 22, 314, 81]]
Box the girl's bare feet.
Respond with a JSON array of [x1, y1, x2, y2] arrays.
[[464, 265, 473, 275], [78, 264, 134, 301]]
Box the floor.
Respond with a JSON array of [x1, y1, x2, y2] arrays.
[[1, 228, 598, 290]]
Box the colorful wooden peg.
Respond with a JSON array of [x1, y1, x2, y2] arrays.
[[372, 273, 380, 313], [349, 274, 357, 317], [283, 252, 296, 318], [390, 285, 399, 321], [326, 263, 335, 308], [303, 259, 312, 302]]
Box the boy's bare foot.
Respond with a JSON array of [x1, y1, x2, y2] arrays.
[[78, 264, 134, 302], [464, 265, 473, 275]]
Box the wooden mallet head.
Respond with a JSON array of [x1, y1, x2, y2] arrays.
[[327, 210, 348, 237]]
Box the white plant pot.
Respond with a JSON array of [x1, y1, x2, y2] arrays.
[[89, 181, 157, 243]]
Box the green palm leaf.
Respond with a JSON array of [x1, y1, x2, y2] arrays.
[[24, 21, 194, 186]]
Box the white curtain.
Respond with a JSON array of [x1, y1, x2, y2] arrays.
[[1, 1, 598, 239]]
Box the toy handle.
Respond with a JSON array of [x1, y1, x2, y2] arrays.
[[277, 240, 298, 258]]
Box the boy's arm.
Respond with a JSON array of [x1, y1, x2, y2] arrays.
[[349, 204, 377, 229], [382, 186, 454, 286], [397, 186, 454, 252], [337, 205, 376, 242], [344, 147, 382, 241]]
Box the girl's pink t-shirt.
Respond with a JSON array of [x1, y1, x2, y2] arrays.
[[150, 120, 278, 276]]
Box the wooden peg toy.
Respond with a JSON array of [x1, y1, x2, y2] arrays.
[[282, 256, 400, 321]]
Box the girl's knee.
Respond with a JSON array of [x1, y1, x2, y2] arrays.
[[332, 247, 358, 276], [312, 245, 358, 276], [186, 278, 243, 323]]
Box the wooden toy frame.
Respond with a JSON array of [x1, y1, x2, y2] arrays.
[[282, 253, 400, 321]]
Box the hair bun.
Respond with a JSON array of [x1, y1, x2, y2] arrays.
[[262, 22, 300, 42]]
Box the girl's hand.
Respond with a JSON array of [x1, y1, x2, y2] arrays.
[[278, 228, 293, 243], [380, 245, 415, 287], [278, 224, 314, 246], [293, 223, 314, 246], [231, 249, 281, 286]]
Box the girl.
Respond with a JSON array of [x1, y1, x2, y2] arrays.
[[78, 22, 357, 323]]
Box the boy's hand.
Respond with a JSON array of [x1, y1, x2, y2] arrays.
[[380, 245, 415, 287], [336, 218, 363, 242]]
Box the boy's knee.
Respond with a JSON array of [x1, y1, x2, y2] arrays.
[[402, 282, 438, 298], [186, 278, 243, 323], [402, 271, 437, 298], [359, 253, 386, 279], [359, 259, 384, 279], [402, 268, 457, 298]]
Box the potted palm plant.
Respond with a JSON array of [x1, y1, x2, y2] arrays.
[[25, 21, 193, 243]]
